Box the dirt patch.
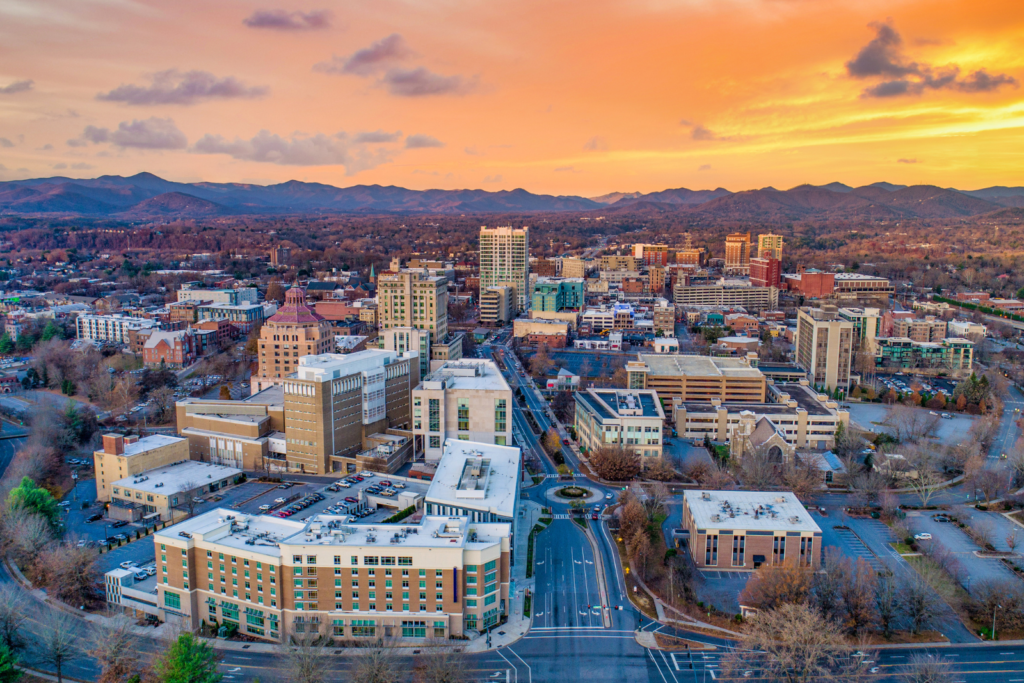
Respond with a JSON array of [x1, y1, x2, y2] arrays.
[[654, 632, 715, 651]]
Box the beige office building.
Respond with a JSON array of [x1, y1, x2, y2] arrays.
[[599, 255, 640, 272], [626, 354, 766, 403], [378, 270, 449, 343], [479, 226, 529, 312], [412, 360, 513, 461], [479, 286, 515, 325], [560, 258, 592, 279], [796, 306, 854, 391], [756, 233, 784, 261], [94, 434, 191, 502], [110, 461, 242, 522], [724, 232, 751, 274], [152, 511, 511, 643], [254, 287, 335, 393]]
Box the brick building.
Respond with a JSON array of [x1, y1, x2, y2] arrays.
[[143, 330, 197, 368]]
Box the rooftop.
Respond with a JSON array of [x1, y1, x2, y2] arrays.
[[109, 434, 185, 458], [156, 510, 510, 558], [684, 490, 822, 533], [637, 354, 764, 379], [580, 389, 665, 420], [295, 349, 399, 382], [425, 439, 522, 518], [418, 359, 510, 392], [114, 461, 241, 496]]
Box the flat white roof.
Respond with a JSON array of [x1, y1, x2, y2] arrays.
[[684, 490, 821, 534], [156, 509, 509, 558], [425, 439, 521, 519], [419, 359, 510, 392], [295, 349, 398, 382], [118, 434, 186, 458], [115, 460, 241, 495]]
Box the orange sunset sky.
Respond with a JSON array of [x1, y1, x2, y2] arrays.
[[1, 0, 1022, 195]]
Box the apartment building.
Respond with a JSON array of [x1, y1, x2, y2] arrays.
[[682, 491, 822, 571], [412, 360, 512, 461], [675, 249, 706, 267], [832, 273, 894, 301], [795, 306, 854, 391], [253, 287, 335, 393], [581, 303, 635, 331], [632, 244, 669, 266], [531, 278, 584, 312], [377, 270, 449, 343], [837, 307, 881, 354], [892, 316, 947, 343], [652, 302, 675, 334], [94, 433, 191, 501], [749, 257, 781, 289], [479, 286, 515, 325], [574, 389, 665, 460], [876, 337, 974, 371], [196, 302, 271, 335], [560, 257, 593, 279], [599, 254, 639, 271], [109, 460, 241, 522], [724, 232, 751, 274], [143, 330, 197, 368], [177, 286, 258, 306], [756, 233, 784, 261], [626, 354, 766, 403], [672, 284, 778, 313], [152, 511, 511, 642], [77, 314, 158, 344], [948, 320, 987, 339], [479, 226, 530, 312], [671, 381, 849, 452]]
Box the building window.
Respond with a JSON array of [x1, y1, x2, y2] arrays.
[[800, 537, 813, 567], [457, 399, 470, 431], [495, 399, 507, 432], [705, 535, 718, 566], [732, 535, 745, 567], [773, 536, 787, 566], [429, 436, 440, 449], [164, 592, 181, 610]]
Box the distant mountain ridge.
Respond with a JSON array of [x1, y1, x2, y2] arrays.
[[0, 172, 1021, 219]]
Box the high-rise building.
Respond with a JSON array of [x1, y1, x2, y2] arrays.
[[724, 232, 751, 274], [756, 233, 784, 261], [632, 244, 669, 266], [750, 256, 781, 289], [837, 307, 881, 354], [479, 226, 530, 312], [254, 287, 335, 393], [377, 270, 449, 343], [795, 306, 855, 392], [530, 277, 585, 312], [269, 246, 291, 267], [412, 359, 513, 461], [560, 257, 592, 279], [479, 286, 515, 325]]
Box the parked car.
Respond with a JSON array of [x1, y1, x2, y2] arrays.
[[563, 439, 570, 446], [57, 501, 71, 508], [913, 533, 932, 541], [345, 496, 358, 504], [338, 482, 351, 488], [274, 497, 286, 504], [114, 533, 128, 541], [259, 504, 271, 512], [119, 561, 137, 569], [380, 480, 392, 487], [87, 513, 104, 522], [393, 483, 406, 489], [112, 520, 129, 528], [359, 471, 375, 477]]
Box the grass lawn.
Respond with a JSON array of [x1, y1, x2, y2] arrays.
[[905, 555, 971, 613], [573, 516, 588, 530], [526, 523, 547, 579], [890, 542, 914, 554], [524, 593, 532, 617]]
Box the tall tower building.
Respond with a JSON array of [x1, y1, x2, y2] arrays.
[[757, 233, 784, 261], [724, 232, 751, 275], [377, 270, 449, 343], [479, 226, 530, 312], [795, 306, 855, 392], [253, 287, 334, 393]]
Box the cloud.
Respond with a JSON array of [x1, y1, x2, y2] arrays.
[[382, 68, 474, 97], [192, 129, 393, 173], [483, 174, 502, 183], [554, 166, 576, 172], [583, 136, 607, 151], [405, 134, 444, 149], [97, 70, 267, 106], [0, 138, 12, 148], [464, 146, 482, 155], [52, 163, 67, 170], [243, 9, 332, 31], [848, 21, 1018, 97], [0, 80, 33, 95], [691, 125, 718, 141], [37, 144, 54, 151], [353, 130, 401, 144], [71, 162, 95, 170], [897, 158, 918, 164], [71, 117, 188, 149], [698, 164, 712, 171], [315, 34, 412, 76]]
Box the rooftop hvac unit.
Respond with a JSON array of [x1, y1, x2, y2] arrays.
[[775, 497, 786, 504], [701, 492, 711, 501]]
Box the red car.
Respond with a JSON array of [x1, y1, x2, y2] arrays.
[[351, 476, 364, 482], [380, 480, 392, 487], [345, 496, 358, 504], [562, 439, 570, 446]]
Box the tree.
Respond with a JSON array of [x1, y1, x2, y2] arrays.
[[738, 444, 781, 490], [2, 510, 52, 565], [841, 557, 878, 635], [899, 572, 941, 634], [0, 334, 14, 356], [812, 548, 848, 623], [973, 469, 1009, 505], [551, 391, 574, 424], [884, 404, 939, 443], [590, 445, 641, 481], [153, 632, 221, 683], [0, 586, 25, 655], [738, 565, 813, 611], [416, 641, 469, 683], [89, 613, 139, 683], [727, 603, 851, 683], [34, 544, 99, 606], [542, 429, 562, 458], [35, 611, 77, 683], [644, 457, 675, 482], [351, 641, 400, 683], [629, 529, 653, 580], [609, 366, 628, 388], [783, 458, 822, 503], [875, 572, 899, 639], [0, 642, 18, 683], [903, 446, 945, 508], [266, 281, 287, 304], [283, 631, 330, 683], [219, 384, 232, 400], [900, 653, 955, 683], [530, 345, 553, 379], [150, 385, 177, 424], [7, 477, 59, 530], [618, 499, 647, 541]]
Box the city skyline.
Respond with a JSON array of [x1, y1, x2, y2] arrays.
[[1, 0, 1022, 194]]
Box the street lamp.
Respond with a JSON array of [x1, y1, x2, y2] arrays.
[[993, 604, 1003, 641]]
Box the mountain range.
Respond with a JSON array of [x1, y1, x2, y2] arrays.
[[1, 172, 1023, 220]]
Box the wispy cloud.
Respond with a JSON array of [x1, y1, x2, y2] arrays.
[[405, 134, 444, 149], [583, 136, 607, 151], [698, 164, 712, 171], [847, 21, 1018, 98], [353, 130, 401, 143], [192, 129, 395, 174], [97, 70, 267, 106], [314, 34, 412, 76], [69, 117, 188, 149], [483, 174, 503, 183], [0, 80, 33, 95], [382, 68, 475, 97], [0, 138, 13, 148], [243, 9, 332, 31], [897, 158, 918, 164]]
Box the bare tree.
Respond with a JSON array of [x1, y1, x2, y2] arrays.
[[179, 480, 201, 519], [900, 653, 955, 683], [725, 603, 851, 683], [34, 543, 99, 607], [1007, 528, 1018, 553], [973, 469, 1009, 505], [841, 557, 878, 635], [739, 565, 813, 611], [644, 456, 676, 482], [0, 584, 27, 653], [875, 573, 899, 639], [416, 640, 469, 683], [783, 458, 823, 503], [632, 482, 667, 522], [3, 510, 52, 565], [35, 610, 78, 683], [884, 404, 940, 443], [629, 529, 653, 580], [590, 445, 641, 481], [899, 572, 941, 634], [351, 640, 402, 683], [284, 630, 331, 683], [811, 548, 848, 623], [903, 446, 945, 508], [89, 612, 140, 683], [738, 444, 781, 490]]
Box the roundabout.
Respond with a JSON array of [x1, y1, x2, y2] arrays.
[[543, 482, 606, 505]]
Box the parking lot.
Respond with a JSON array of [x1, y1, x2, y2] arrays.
[[847, 402, 976, 443], [906, 509, 1021, 589], [874, 373, 959, 397]]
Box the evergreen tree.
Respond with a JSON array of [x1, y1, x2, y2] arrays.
[[153, 633, 221, 683], [0, 643, 20, 683], [0, 334, 13, 356], [7, 478, 60, 530]]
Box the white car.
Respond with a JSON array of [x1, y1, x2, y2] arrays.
[[359, 471, 375, 477], [119, 561, 137, 570], [259, 504, 271, 512], [393, 483, 405, 489], [274, 497, 286, 504], [913, 533, 932, 541], [337, 482, 351, 488]]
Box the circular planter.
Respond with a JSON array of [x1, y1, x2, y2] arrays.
[[556, 486, 588, 499]]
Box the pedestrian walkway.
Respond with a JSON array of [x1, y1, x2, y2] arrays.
[[831, 526, 886, 573]]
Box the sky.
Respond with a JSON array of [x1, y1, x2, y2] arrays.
[[1, 0, 1023, 195]]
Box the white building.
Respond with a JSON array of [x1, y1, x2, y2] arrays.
[[574, 388, 666, 460], [424, 439, 521, 527], [479, 226, 530, 312], [412, 360, 513, 460], [948, 320, 987, 339], [77, 314, 158, 344]]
